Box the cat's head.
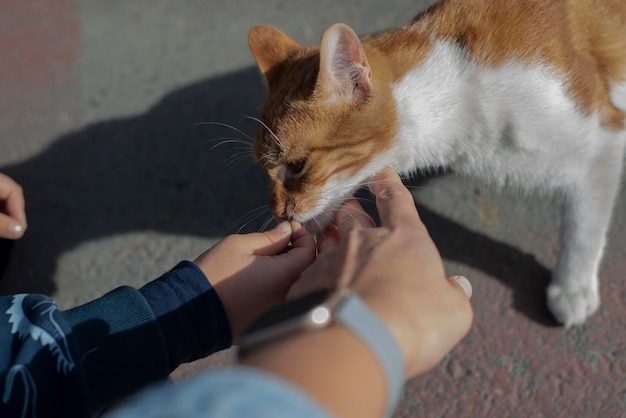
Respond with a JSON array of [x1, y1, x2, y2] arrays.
[[248, 23, 398, 231]]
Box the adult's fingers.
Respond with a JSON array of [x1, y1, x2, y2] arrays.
[[0, 173, 27, 227], [335, 199, 375, 237], [370, 168, 422, 229], [316, 223, 340, 255], [285, 221, 317, 260], [270, 222, 317, 277]]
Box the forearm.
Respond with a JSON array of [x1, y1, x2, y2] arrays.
[[240, 324, 388, 418], [0, 287, 167, 417], [0, 261, 232, 417], [139, 261, 232, 368], [67, 261, 231, 411]]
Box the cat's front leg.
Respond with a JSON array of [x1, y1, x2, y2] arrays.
[[547, 203, 602, 327], [547, 145, 624, 326]]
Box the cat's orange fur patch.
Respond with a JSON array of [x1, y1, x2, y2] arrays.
[[407, 0, 626, 130], [249, 26, 400, 219]]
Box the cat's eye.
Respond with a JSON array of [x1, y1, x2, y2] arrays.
[[286, 160, 307, 177], [278, 159, 308, 182]]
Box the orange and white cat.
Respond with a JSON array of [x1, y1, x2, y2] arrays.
[[247, 0, 626, 326]]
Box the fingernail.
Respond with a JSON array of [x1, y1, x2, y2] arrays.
[[453, 276, 472, 299], [9, 223, 25, 238], [277, 221, 291, 234]]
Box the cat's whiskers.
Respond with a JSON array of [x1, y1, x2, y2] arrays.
[[225, 150, 256, 168], [194, 120, 271, 231], [307, 214, 326, 233], [230, 205, 273, 234], [259, 215, 277, 232], [193, 121, 255, 143], [255, 153, 274, 166], [205, 137, 254, 152], [244, 115, 287, 154], [195, 121, 258, 167]]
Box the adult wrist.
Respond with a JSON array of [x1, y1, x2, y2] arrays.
[[238, 288, 405, 417], [240, 323, 389, 418], [336, 292, 406, 417], [358, 293, 412, 372]]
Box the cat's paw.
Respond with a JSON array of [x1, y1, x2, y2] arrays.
[[547, 283, 600, 327]]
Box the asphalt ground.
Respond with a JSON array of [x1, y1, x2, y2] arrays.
[[0, 1, 624, 416]]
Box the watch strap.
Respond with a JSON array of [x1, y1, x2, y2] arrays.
[[336, 294, 404, 418]]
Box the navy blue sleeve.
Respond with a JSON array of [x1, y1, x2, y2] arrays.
[[0, 260, 232, 418], [138, 260, 232, 370]]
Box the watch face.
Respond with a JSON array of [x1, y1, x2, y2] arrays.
[[244, 288, 332, 332], [238, 288, 335, 350]]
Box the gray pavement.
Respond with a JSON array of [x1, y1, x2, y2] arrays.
[[0, 1, 624, 417]]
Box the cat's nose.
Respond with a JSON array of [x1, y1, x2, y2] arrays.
[[274, 206, 288, 221], [273, 199, 296, 222]]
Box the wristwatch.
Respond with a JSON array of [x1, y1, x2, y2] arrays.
[[238, 287, 404, 417]]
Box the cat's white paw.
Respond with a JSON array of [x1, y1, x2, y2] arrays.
[[547, 283, 600, 327]]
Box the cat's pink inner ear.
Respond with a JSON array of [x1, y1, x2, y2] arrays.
[[317, 23, 372, 101], [248, 26, 301, 85]]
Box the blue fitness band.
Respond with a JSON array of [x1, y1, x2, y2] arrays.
[[336, 293, 405, 418]]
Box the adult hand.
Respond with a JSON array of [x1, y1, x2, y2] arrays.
[[290, 168, 473, 377], [0, 173, 27, 239], [194, 221, 316, 339]]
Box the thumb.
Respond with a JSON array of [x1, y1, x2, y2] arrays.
[[276, 221, 316, 267], [247, 221, 293, 256]]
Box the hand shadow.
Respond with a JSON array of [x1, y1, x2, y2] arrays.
[[0, 65, 555, 325], [355, 175, 557, 327]]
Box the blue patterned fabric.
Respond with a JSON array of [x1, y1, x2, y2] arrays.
[[0, 260, 232, 417]]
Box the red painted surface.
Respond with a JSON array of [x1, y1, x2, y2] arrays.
[[0, 0, 79, 98]]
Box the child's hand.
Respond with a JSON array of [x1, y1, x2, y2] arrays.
[[193, 222, 316, 339], [0, 173, 27, 239]]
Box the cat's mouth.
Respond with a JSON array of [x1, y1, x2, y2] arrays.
[[300, 179, 379, 232], [283, 179, 371, 233]]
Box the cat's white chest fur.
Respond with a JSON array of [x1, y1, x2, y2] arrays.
[[388, 40, 626, 326], [391, 41, 619, 188]]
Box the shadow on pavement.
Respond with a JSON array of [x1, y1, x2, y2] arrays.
[[0, 65, 554, 324], [357, 179, 556, 326]]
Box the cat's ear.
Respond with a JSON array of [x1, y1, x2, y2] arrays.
[[317, 23, 371, 101], [248, 26, 301, 87]]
